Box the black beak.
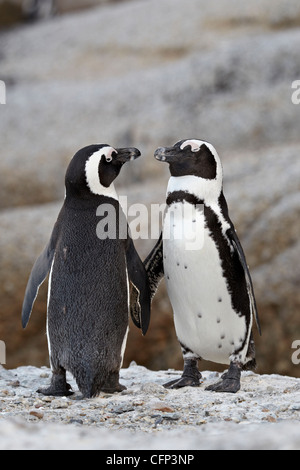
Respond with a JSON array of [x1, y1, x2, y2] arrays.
[[115, 147, 141, 163], [154, 146, 178, 163]]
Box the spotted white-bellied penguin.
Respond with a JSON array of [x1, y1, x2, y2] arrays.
[[145, 139, 261, 393]]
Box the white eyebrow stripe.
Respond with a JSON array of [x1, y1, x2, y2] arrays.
[[180, 139, 204, 152], [84, 147, 118, 200], [103, 146, 117, 162]]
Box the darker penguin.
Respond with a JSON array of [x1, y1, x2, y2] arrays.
[[22, 144, 151, 398], [145, 139, 261, 393]]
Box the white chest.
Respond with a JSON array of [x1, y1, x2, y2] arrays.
[[162, 202, 248, 365]]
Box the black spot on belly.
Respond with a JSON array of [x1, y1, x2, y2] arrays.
[[218, 297, 222, 302], [177, 262, 180, 266], [197, 313, 202, 319], [217, 318, 221, 324], [220, 334, 225, 340], [184, 265, 188, 269], [218, 344, 222, 349]]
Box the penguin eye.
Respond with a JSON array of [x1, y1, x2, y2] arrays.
[[104, 152, 117, 163], [103, 148, 118, 163]]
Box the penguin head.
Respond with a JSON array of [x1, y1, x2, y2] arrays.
[[154, 139, 223, 181], [65, 144, 141, 198]]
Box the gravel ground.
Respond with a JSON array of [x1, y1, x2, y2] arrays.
[[0, 363, 300, 450]]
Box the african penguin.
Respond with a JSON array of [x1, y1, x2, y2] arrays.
[[145, 139, 261, 393], [22, 144, 151, 398]]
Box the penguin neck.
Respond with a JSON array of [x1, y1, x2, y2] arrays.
[[85, 180, 119, 201], [93, 182, 119, 201], [65, 182, 119, 206], [167, 175, 222, 205]]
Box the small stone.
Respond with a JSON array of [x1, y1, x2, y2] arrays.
[[150, 401, 175, 413], [140, 382, 166, 395], [162, 413, 181, 421], [7, 381, 20, 387], [129, 361, 137, 367], [41, 396, 53, 403], [112, 405, 134, 415], [68, 419, 83, 425], [290, 404, 300, 411], [264, 415, 277, 423], [208, 372, 220, 379], [29, 410, 44, 420], [51, 399, 70, 409]]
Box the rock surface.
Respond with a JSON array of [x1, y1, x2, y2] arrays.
[[1, 0, 300, 208], [0, 364, 300, 450], [0, 0, 300, 377], [0, 0, 120, 28]]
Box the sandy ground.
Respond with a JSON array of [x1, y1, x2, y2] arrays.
[[0, 363, 299, 450]]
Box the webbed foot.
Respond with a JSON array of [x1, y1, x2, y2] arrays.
[[164, 375, 201, 389], [164, 357, 202, 389], [37, 369, 73, 397], [205, 362, 241, 393], [37, 383, 73, 397]]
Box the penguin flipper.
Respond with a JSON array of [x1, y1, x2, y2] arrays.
[[227, 227, 261, 336], [144, 232, 164, 299], [21, 223, 58, 329], [126, 238, 151, 335]]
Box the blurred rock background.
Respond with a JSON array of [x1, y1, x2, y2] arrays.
[[0, 0, 299, 377]]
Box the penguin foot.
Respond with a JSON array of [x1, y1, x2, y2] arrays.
[[205, 362, 241, 394], [101, 383, 127, 394], [100, 371, 127, 394], [37, 369, 74, 397], [164, 375, 202, 389], [205, 377, 240, 393], [37, 382, 73, 397], [164, 356, 202, 389]]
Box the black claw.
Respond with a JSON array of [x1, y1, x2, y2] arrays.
[[163, 378, 181, 388], [206, 362, 241, 393], [205, 378, 240, 393], [164, 375, 202, 389], [101, 383, 127, 394], [37, 382, 73, 397]]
